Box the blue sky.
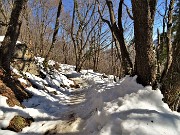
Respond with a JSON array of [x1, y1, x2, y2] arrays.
[[61, 0, 170, 41], [62, 0, 73, 12]]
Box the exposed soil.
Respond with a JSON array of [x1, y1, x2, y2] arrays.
[[0, 69, 32, 107]]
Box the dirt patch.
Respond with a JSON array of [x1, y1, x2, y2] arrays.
[[0, 69, 32, 107]]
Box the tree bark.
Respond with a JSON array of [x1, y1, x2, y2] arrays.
[[162, 1, 180, 112], [156, 28, 161, 79], [131, 0, 157, 86], [161, 0, 175, 82], [162, 43, 180, 112], [0, 0, 28, 75]]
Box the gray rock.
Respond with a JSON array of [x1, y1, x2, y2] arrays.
[[13, 43, 34, 61], [11, 43, 40, 76], [11, 60, 40, 76]]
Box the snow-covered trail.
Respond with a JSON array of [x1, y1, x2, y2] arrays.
[[44, 75, 180, 135], [19, 74, 102, 134], [41, 76, 145, 134]]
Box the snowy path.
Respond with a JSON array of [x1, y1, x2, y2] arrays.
[[21, 75, 180, 135], [19, 75, 102, 134], [40, 76, 143, 134]]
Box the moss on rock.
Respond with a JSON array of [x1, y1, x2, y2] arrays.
[[6, 115, 34, 132]]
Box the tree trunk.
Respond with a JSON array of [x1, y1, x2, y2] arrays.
[[105, 0, 133, 75], [162, 43, 180, 111], [156, 28, 161, 80], [131, 0, 157, 86], [161, 0, 175, 82], [44, 0, 62, 63], [0, 0, 28, 75], [162, 2, 180, 112]]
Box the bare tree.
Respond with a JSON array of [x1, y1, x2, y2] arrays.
[[0, 0, 9, 34], [28, 0, 57, 56], [60, 11, 73, 64], [162, 22, 180, 112], [71, 0, 100, 72], [97, 0, 133, 75], [161, 0, 180, 112]]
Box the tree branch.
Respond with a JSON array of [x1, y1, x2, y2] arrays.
[[0, 20, 8, 26], [96, 0, 112, 30], [123, 2, 134, 20]]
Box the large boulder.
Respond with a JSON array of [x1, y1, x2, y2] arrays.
[[0, 69, 32, 107]]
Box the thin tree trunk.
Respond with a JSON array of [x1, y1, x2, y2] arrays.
[[156, 28, 161, 79], [44, 0, 62, 63], [161, 0, 175, 82], [162, 42, 180, 111], [0, 0, 28, 75]]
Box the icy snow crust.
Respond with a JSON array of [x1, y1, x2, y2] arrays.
[[0, 57, 180, 135]]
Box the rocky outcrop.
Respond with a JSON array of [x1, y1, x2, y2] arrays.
[[11, 43, 39, 76]]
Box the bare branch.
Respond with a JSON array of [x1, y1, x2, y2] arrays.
[[0, 20, 8, 26], [96, 0, 112, 30], [122, 2, 134, 20]]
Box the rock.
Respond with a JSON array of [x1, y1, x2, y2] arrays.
[[45, 117, 83, 135], [70, 84, 80, 89], [69, 77, 88, 88], [101, 73, 108, 78], [11, 60, 40, 76], [13, 43, 34, 61], [0, 79, 22, 107], [10, 43, 40, 76], [39, 70, 46, 79], [5, 115, 34, 132]]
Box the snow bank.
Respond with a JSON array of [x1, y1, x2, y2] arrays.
[[98, 86, 180, 135]]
